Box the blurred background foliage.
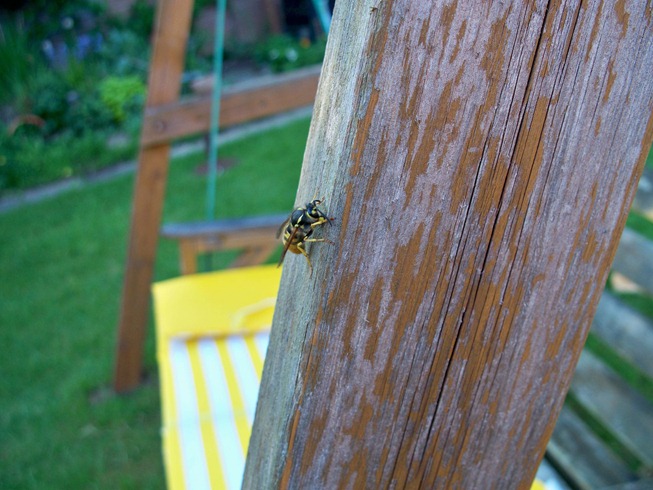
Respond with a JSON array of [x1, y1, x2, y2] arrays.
[[0, 0, 327, 194]]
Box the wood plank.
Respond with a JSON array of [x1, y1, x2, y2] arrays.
[[141, 65, 321, 147], [244, 1, 653, 488], [546, 407, 636, 490], [161, 214, 286, 238], [162, 215, 285, 274], [611, 228, 653, 295], [230, 244, 278, 268], [591, 292, 653, 380], [178, 239, 199, 275], [176, 239, 277, 274], [171, 228, 279, 259], [570, 351, 653, 468], [113, 0, 194, 392]]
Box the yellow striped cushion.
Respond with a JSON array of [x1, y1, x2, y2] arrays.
[[153, 265, 281, 490]]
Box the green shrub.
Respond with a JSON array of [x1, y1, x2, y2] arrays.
[[0, 125, 137, 193], [95, 28, 150, 77], [0, 22, 48, 110], [98, 75, 146, 123], [255, 35, 326, 73], [19, 69, 115, 137]]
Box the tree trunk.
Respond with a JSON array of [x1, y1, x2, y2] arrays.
[[244, 0, 653, 488]]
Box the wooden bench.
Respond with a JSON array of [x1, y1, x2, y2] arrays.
[[546, 167, 653, 489], [161, 214, 286, 275]]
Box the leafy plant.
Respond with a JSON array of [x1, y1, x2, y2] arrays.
[[0, 122, 137, 193], [95, 28, 150, 77], [255, 34, 326, 73], [0, 20, 47, 111], [98, 75, 146, 123]]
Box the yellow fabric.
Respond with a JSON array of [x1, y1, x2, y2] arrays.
[[153, 264, 281, 490], [185, 339, 225, 489], [153, 264, 281, 343]]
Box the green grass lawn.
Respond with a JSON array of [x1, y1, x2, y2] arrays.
[[0, 117, 310, 489]]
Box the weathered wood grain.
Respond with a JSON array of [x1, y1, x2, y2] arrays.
[[546, 185, 653, 489], [244, 0, 653, 488], [113, 0, 194, 392]]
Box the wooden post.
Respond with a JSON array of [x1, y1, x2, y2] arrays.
[[113, 0, 194, 392], [244, 1, 653, 487]]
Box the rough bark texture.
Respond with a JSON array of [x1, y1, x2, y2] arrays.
[[244, 0, 653, 488]]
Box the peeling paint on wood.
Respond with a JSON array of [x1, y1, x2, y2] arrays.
[[244, 0, 653, 488]]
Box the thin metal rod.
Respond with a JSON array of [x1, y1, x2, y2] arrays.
[[206, 0, 227, 221]]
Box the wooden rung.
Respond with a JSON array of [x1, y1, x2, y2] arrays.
[[162, 214, 287, 274], [231, 244, 279, 269], [141, 65, 321, 147]]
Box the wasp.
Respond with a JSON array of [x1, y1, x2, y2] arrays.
[[276, 198, 335, 271]]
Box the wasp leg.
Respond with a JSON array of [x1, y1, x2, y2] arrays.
[[304, 237, 335, 246], [296, 242, 313, 272], [310, 219, 328, 229], [310, 216, 335, 229]]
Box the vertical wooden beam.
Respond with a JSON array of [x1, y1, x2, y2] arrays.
[[244, 0, 653, 487], [113, 0, 194, 392]]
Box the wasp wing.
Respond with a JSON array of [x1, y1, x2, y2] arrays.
[[277, 224, 299, 268], [276, 215, 291, 239]]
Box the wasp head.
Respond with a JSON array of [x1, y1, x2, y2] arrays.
[[306, 198, 327, 219]]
